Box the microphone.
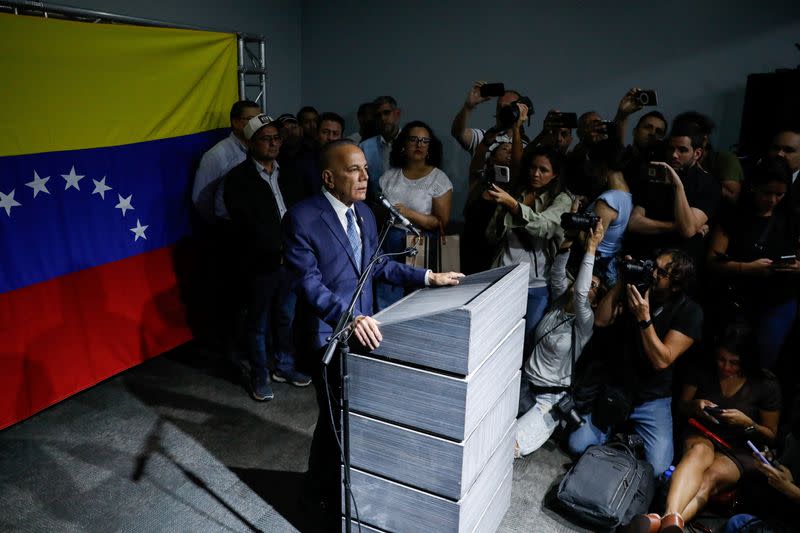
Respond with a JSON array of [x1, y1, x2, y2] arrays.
[[378, 194, 421, 237]]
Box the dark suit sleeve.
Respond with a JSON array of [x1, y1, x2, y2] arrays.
[[282, 209, 349, 327]]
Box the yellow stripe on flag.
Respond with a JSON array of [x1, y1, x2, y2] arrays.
[[0, 13, 239, 157]]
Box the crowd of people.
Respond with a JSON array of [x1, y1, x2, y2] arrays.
[[190, 83, 800, 532]]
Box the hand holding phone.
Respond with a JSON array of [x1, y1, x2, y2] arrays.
[[479, 82, 505, 98], [703, 405, 724, 424], [747, 440, 771, 466]]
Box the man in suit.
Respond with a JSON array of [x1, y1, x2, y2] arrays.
[[282, 139, 463, 527], [223, 114, 312, 402]]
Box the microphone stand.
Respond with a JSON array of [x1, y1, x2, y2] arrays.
[[321, 213, 417, 533]]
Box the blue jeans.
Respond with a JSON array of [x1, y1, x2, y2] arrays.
[[724, 514, 760, 533], [753, 298, 797, 369], [246, 268, 296, 378], [567, 396, 674, 475], [524, 286, 550, 356]]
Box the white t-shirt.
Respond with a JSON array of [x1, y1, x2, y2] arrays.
[[379, 167, 453, 224]]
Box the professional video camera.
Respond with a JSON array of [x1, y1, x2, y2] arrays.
[[497, 96, 534, 130], [619, 257, 655, 294], [560, 212, 600, 232]]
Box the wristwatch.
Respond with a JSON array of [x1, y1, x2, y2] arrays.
[[638, 318, 653, 330], [744, 424, 757, 435]]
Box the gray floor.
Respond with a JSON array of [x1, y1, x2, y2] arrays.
[[0, 342, 594, 532]]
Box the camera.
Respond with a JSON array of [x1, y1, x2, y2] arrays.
[[544, 111, 578, 130], [645, 163, 668, 183], [597, 120, 616, 133], [619, 257, 655, 294], [497, 96, 534, 130], [560, 212, 600, 232], [633, 89, 658, 107], [493, 165, 511, 184], [554, 394, 584, 428]]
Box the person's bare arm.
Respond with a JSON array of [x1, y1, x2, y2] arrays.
[[628, 205, 676, 235], [627, 284, 695, 369], [653, 162, 707, 238], [451, 81, 489, 150]]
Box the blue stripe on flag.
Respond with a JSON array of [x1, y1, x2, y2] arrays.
[[0, 129, 227, 293]]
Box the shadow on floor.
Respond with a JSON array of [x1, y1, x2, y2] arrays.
[[231, 467, 331, 532]]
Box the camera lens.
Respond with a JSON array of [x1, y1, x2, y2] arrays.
[[637, 92, 649, 106]]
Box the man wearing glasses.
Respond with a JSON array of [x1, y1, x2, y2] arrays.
[[224, 114, 312, 401], [567, 249, 702, 475], [192, 100, 261, 223]]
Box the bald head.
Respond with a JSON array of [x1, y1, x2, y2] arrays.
[[320, 140, 369, 206]]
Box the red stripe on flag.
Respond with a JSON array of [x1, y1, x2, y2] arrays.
[[0, 245, 191, 430]]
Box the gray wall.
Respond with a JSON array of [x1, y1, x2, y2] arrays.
[[60, 0, 304, 115], [31, 1, 800, 220], [301, 1, 800, 219]]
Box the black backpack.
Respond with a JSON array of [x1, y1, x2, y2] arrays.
[[556, 442, 655, 530]]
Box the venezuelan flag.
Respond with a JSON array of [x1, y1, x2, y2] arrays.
[[0, 13, 238, 429]]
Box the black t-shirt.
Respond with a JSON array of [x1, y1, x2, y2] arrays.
[[686, 367, 781, 449], [628, 165, 721, 261], [719, 209, 800, 307], [613, 294, 703, 403]]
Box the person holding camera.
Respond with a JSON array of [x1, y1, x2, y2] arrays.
[[628, 324, 780, 533], [485, 141, 573, 354], [515, 220, 606, 457], [450, 80, 529, 161], [567, 249, 702, 477], [627, 123, 720, 265], [461, 141, 513, 274], [707, 156, 800, 369]]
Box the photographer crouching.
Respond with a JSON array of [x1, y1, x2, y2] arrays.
[[516, 218, 607, 457], [567, 249, 702, 475]]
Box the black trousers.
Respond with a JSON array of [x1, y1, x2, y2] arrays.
[[304, 347, 342, 531]]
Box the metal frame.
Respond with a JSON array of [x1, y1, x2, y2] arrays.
[[0, 1, 267, 111]]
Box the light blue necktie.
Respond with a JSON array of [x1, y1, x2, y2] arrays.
[[346, 208, 362, 270]]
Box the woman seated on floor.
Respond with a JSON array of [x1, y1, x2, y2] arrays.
[[629, 324, 781, 533], [515, 219, 606, 457]]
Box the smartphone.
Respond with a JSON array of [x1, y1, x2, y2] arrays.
[[634, 89, 659, 106], [747, 440, 771, 466], [544, 112, 578, 129], [773, 254, 797, 265], [479, 82, 505, 98], [703, 406, 723, 424], [645, 163, 668, 183], [493, 165, 511, 184]]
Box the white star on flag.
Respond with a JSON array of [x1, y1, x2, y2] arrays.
[[92, 176, 112, 200], [0, 189, 22, 217], [130, 218, 149, 241], [115, 194, 134, 217], [61, 165, 85, 191], [25, 171, 51, 198]]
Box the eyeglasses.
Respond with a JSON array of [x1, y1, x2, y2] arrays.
[[254, 134, 282, 143], [408, 136, 431, 145]]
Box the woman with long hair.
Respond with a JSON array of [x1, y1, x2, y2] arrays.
[[485, 144, 572, 355], [630, 324, 781, 533], [707, 156, 800, 369], [376, 120, 453, 309]]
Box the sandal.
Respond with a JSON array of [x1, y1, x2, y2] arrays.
[[659, 512, 684, 533], [626, 513, 661, 533]]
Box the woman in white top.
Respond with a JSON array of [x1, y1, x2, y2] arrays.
[[376, 121, 453, 309]]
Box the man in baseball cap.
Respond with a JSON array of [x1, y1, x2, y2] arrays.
[[223, 113, 312, 401]]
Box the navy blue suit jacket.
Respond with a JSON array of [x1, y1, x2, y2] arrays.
[[282, 193, 428, 354]]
